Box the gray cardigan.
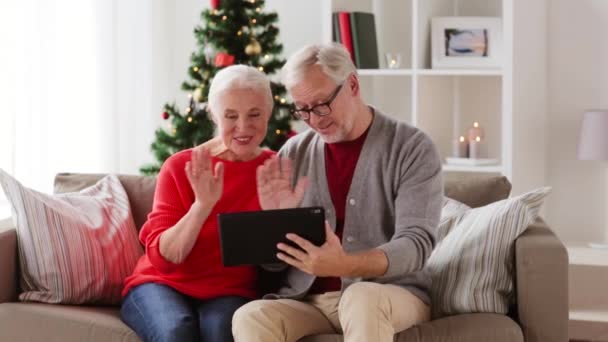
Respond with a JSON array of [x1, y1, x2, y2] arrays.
[[266, 108, 443, 304]]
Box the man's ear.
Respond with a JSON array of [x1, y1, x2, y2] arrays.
[[347, 73, 360, 97]]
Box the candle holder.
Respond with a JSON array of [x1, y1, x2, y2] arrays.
[[469, 136, 487, 159], [467, 121, 485, 142], [452, 136, 468, 158], [384, 53, 402, 69]]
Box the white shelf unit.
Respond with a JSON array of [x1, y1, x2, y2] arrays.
[[442, 164, 503, 173], [417, 69, 503, 76], [323, 0, 512, 178], [357, 69, 413, 76]]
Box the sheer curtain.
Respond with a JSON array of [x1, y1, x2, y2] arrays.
[[0, 0, 199, 216]]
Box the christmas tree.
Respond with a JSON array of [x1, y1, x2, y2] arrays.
[[140, 0, 294, 175]]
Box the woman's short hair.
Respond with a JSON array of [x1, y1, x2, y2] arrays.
[[208, 64, 273, 115], [281, 43, 357, 90]]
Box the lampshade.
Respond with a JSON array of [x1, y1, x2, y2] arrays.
[[578, 110, 608, 161]]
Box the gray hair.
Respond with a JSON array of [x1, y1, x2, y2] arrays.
[[281, 43, 357, 90], [208, 65, 273, 115]]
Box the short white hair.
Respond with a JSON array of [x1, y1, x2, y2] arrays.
[[282, 43, 357, 90], [208, 64, 273, 115]]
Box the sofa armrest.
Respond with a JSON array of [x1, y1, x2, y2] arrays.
[[0, 218, 18, 303], [515, 218, 568, 342]]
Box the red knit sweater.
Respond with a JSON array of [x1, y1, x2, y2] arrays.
[[308, 128, 369, 294], [122, 148, 275, 300]]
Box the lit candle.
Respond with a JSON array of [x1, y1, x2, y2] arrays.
[[469, 136, 486, 159], [452, 135, 468, 158], [467, 121, 485, 142], [384, 53, 401, 69]]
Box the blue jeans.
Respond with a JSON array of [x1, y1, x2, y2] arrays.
[[120, 283, 250, 342]]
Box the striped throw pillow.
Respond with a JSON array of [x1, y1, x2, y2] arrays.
[[0, 170, 143, 304], [426, 187, 551, 318]]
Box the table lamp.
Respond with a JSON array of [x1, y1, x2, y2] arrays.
[[577, 110, 608, 248]]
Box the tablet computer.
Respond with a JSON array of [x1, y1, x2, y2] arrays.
[[217, 207, 325, 267]]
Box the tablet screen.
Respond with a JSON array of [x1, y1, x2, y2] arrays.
[[218, 207, 326, 266]]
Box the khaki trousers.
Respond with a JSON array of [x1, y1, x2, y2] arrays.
[[232, 282, 430, 342]]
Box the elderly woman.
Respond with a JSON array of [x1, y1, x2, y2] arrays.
[[120, 65, 275, 342]]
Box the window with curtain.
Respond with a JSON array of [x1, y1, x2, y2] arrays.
[[0, 0, 184, 215]]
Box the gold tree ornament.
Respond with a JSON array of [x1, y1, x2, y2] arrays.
[[245, 39, 262, 55], [193, 87, 204, 102]]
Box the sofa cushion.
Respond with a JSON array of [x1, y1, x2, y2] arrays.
[[0, 303, 522, 342], [444, 173, 512, 208], [426, 187, 551, 318], [0, 171, 143, 304], [53, 173, 511, 232], [298, 314, 523, 342], [54, 173, 156, 231], [0, 302, 139, 342]]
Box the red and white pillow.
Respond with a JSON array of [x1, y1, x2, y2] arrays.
[[0, 170, 142, 305]]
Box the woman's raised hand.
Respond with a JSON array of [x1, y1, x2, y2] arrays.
[[185, 147, 224, 209]]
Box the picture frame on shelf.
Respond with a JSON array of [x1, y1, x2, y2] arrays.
[[431, 17, 502, 69]]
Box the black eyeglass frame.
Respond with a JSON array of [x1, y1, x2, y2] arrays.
[[289, 83, 344, 120]]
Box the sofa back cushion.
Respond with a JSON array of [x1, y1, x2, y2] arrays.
[[54, 173, 512, 230], [444, 173, 512, 208], [54, 173, 156, 231]]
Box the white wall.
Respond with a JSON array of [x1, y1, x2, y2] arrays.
[[511, 0, 547, 197], [546, 0, 608, 243]]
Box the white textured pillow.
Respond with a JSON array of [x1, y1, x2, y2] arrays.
[[0, 170, 143, 304], [437, 196, 471, 241], [427, 187, 551, 318]]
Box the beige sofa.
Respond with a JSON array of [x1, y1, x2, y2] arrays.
[[0, 173, 568, 342]]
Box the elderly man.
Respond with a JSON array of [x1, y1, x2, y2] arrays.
[[233, 43, 443, 342]]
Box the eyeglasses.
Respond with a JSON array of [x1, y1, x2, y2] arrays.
[[289, 84, 343, 120]]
